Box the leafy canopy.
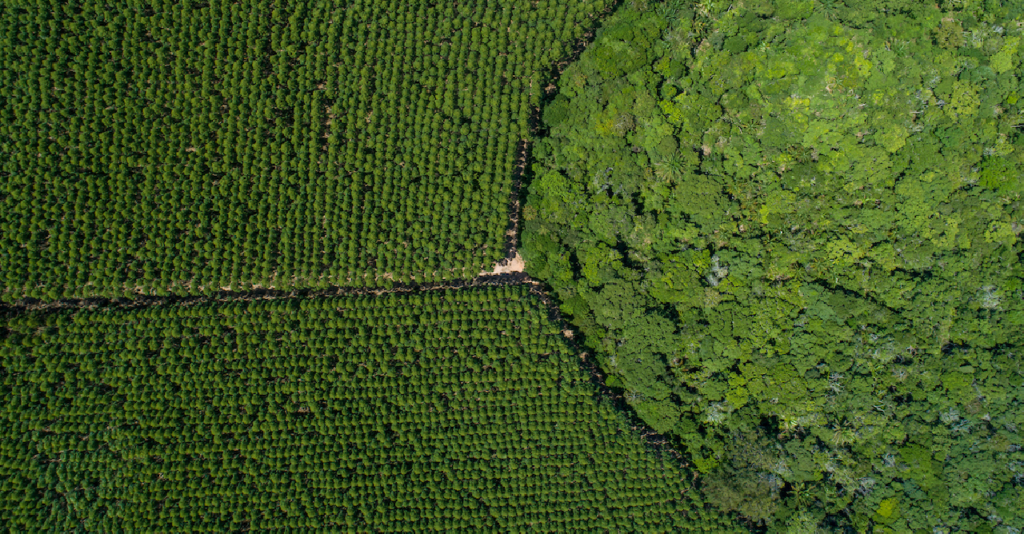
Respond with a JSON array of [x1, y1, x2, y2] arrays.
[[524, 0, 1024, 530]]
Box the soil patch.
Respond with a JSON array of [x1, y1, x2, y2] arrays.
[[480, 252, 525, 276]]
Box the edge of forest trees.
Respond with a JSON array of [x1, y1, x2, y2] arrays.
[[495, 1, 624, 268]]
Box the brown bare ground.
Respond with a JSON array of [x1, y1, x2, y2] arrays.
[[479, 252, 525, 276]]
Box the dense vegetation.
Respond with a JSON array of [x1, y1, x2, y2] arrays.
[[524, 0, 1024, 530], [4, 0, 1024, 531], [0, 0, 611, 302], [0, 287, 742, 532]]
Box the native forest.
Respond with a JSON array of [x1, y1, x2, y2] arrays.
[[1, 0, 1023, 532]]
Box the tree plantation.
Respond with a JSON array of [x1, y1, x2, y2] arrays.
[[0, 287, 742, 531], [523, 0, 1024, 531], [0, 0, 610, 301]]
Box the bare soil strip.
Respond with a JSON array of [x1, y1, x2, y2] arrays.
[[480, 251, 525, 276]]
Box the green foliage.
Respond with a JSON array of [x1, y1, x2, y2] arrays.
[[525, 0, 1024, 530], [703, 474, 780, 525], [0, 287, 742, 531], [0, 0, 612, 301]]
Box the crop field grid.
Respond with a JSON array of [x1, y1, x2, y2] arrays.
[[0, 0, 610, 301], [0, 286, 739, 532]]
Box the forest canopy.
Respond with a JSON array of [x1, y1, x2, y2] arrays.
[[523, 0, 1024, 530]]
